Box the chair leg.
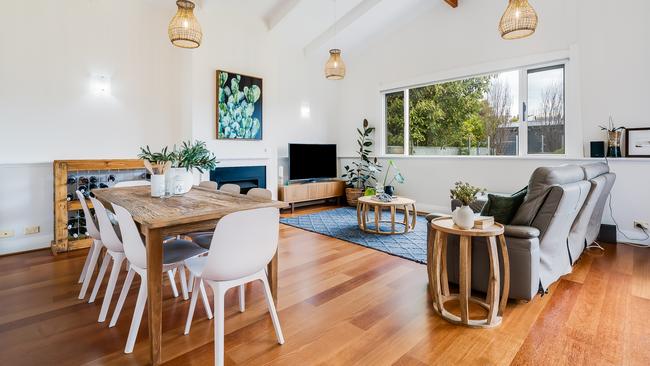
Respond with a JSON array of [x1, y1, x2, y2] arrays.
[[179, 266, 189, 300], [98, 255, 125, 322], [89, 252, 110, 303], [199, 280, 213, 320], [260, 274, 285, 345], [212, 283, 226, 366], [168, 269, 179, 298], [78, 242, 102, 299], [188, 272, 194, 293], [125, 276, 147, 354], [78, 242, 95, 283], [239, 284, 245, 312], [109, 267, 135, 327], [184, 278, 201, 335]]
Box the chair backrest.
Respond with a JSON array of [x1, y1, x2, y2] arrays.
[[89, 196, 124, 253], [219, 183, 241, 194], [247, 188, 272, 200], [75, 190, 100, 240], [199, 181, 218, 191], [200, 207, 279, 281], [114, 180, 151, 188], [112, 203, 148, 269]]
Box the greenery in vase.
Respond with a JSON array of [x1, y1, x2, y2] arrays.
[[381, 160, 405, 187], [449, 181, 485, 206], [599, 116, 625, 132], [342, 119, 381, 189], [137, 145, 176, 165], [175, 140, 219, 174]]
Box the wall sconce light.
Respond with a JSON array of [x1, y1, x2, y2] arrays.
[[91, 74, 111, 96], [300, 102, 311, 119]]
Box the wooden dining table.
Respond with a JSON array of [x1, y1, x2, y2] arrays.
[[93, 185, 288, 365]]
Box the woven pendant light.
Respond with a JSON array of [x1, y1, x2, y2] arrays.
[[499, 0, 538, 40], [325, 49, 346, 80], [168, 0, 202, 49]]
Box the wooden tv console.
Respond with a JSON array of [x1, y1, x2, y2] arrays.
[[278, 180, 346, 213]]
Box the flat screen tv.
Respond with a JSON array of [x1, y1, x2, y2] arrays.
[[288, 143, 337, 181]]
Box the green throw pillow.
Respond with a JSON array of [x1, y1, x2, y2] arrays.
[[480, 187, 528, 225]]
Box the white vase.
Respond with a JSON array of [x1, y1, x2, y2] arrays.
[[170, 167, 194, 194], [452, 205, 475, 230], [150, 174, 166, 197]]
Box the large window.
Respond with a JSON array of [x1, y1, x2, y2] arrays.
[[383, 63, 565, 156]]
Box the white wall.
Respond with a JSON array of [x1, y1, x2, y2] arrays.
[[335, 0, 650, 244]]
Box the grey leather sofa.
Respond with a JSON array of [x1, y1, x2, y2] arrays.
[[427, 164, 597, 300]]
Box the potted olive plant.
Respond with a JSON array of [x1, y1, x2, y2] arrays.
[[170, 140, 219, 194], [137, 146, 176, 197], [449, 181, 485, 229], [342, 119, 381, 206]]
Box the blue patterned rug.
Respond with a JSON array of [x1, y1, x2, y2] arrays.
[[280, 207, 428, 264]]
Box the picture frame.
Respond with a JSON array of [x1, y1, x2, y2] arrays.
[[216, 70, 263, 140], [625, 127, 650, 158]]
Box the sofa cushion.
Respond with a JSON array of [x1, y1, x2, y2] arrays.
[[480, 187, 527, 225]]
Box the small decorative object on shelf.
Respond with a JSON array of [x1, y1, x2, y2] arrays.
[[450, 181, 485, 229], [342, 119, 381, 206], [599, 116, 625, 158], [372, 193, 394, 203], [381, 160, 405, 197]]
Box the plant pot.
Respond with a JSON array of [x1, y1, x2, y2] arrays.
[[150, 174, 166, 197], [607, 130, 623, 157], [345, 187, 364, 206], [452, 205, 475, 230], [169, 167, 194, 194], [384, 185, 395, 196]]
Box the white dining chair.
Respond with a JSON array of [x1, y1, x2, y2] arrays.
[[199, 181, 218, 190], [183, 207, 284, 366], [111, 203, 211, 353], [219, 183, 241, 194], [247, 188, 273, 200], [76, 190, 103, 300]]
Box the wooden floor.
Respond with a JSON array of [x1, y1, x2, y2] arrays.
[[0, 205, 649, 365]]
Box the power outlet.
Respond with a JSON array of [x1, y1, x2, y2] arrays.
[[25, 226, 41, 235], [0, 229, 15, 238], [634, 221, 649, 230]]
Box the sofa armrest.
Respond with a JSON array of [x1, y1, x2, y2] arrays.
[[426, 213, 451, 222], [504, 225, 541, 239]]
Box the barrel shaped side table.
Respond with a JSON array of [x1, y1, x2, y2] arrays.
[[427, 218, 509, 328], [356, 196, 417, 235]]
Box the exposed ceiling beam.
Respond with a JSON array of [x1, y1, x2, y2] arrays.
[[444, 0, 458, 8], [264, 0, 302, 31], [304, 0, 384, 55]]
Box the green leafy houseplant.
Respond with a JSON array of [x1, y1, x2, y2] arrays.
[[450, 181, 485, 206], [342, 119, 381, 205], [381, 160, 405, 195], [175, 140, 219, 174], [137, 145, 176, 165]]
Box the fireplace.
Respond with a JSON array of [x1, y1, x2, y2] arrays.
[[210, 166, 267, 194]]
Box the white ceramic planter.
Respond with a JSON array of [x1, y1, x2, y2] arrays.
[[150, 174, 166, 197], [452, 205, 475, 230], [170, 167, 194, 194]]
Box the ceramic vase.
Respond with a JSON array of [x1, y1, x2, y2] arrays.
[[150, 174, 166, 197], [384, 185, 395, 196], [170, 167, 194, 194], [452, 205, 475, 230]]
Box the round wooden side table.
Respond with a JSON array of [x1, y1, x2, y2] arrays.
[[356, 196, 416, 235], [427, 218, 510, 328]]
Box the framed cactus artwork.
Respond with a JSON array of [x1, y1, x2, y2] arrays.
[[216, 70, 263, 140]]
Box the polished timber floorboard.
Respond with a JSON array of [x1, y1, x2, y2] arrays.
[[0, 205, 649, 365]]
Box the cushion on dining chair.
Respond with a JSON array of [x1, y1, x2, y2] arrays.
[[191, 234, 213, 249], [162, 240, 208, 265]]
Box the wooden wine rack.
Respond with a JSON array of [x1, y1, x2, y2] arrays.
[[51, 159, 145, 254]]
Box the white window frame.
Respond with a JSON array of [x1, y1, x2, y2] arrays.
[[380, 54, 572, 158]]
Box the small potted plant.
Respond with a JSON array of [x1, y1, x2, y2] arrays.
[[381, 160, 405, 196], [138, 145, 175, 197], [599, 116, 625, 158], [342, 119, 381, 206], [171, 140, 219, 194], [449, 181, 485, 229]]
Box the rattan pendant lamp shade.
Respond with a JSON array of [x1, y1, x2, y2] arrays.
[[499, 0, 538, 40], [325, 49, 346, 80], [168, 0, 202, 49]]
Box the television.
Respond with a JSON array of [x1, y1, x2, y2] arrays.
[[288, 143, 337, 181]]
